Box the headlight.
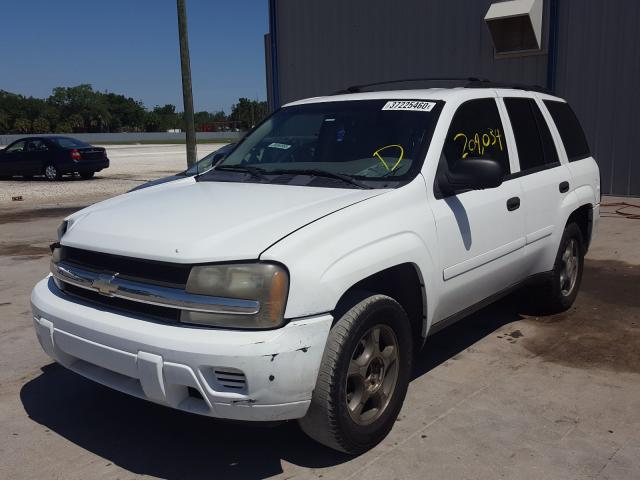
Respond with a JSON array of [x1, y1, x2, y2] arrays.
[[57, 220, 68, 240], [182, 263, 289, 329]]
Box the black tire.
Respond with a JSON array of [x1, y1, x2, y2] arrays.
[[298, 294, 412, 454], [529, 223, 585, 314], [79, 171, 95, 179], [44, 164, 61, 181]]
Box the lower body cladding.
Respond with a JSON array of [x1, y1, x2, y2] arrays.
[[31, 276, 332, 422]]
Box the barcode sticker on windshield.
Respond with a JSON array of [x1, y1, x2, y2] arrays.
[[382, 101, 436, 112], [268, 142, 291, 150]]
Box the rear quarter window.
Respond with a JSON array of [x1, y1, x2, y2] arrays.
[[544, 101, 590, 161]]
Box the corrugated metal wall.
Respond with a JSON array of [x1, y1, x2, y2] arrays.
[[271, 0, 640, 195], [273, 0, 549, 102], [554, 0, 640, 196]]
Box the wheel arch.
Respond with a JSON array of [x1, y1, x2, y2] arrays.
[[565, 203, 594, 251], [331, 262, 428, 349]]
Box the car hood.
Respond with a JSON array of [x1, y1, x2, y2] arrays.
[[62, 179, 384, 263]]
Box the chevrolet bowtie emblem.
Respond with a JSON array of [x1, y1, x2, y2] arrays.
[[92, 273, 119, 296]]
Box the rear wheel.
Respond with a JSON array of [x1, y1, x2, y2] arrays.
[[44, 164, 61, 181], [79, 171, 95, 179], [298, 294, 412, 454], [530, 223, 585, 314]]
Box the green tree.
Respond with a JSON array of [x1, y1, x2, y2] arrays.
[[13, 118, 31, 133], [0, 86, 265, 135], [104, 92, 146, 131], [144, 111, 162, 132], [151, 104, 180, 131], [0, 110, 9, 133], [48, 84, 111, 132], [230, 98, 268, 129], [68, 113, 85, 132], [56, 122, 73, 133], [32, 117, 50, 133]]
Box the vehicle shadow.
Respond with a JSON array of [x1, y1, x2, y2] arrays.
[[20, 297, 522, 480]]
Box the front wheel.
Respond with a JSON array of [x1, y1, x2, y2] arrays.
[[298, 294, 412, 454]]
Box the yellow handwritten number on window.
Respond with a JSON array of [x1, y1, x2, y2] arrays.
[[373, 144, 405, 171], [453, 128, 503, 159]]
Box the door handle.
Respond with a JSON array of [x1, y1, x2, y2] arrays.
[[559, 181, 570, 193], [507, 197, 520, 211]]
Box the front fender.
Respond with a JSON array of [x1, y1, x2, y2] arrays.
[[261, 177, 440, 334]]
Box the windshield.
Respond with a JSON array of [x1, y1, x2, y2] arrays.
[[202, 99, 443, 189], [189, 143, 235, 176], [187, 152, 215, 176]]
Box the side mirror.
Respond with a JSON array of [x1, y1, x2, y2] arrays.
[[438, 158, 503, 195]]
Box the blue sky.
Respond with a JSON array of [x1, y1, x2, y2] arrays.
[[0, 0, 268, 113]]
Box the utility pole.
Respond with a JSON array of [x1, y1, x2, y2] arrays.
[[177, 0, 197, 167]]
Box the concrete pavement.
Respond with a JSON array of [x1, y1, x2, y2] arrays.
[[0, 196, 638, 479]]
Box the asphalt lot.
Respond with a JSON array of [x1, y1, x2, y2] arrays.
[[0, 151, 639, 479]]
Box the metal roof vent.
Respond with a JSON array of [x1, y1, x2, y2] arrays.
[[485, 0, 543, 54]]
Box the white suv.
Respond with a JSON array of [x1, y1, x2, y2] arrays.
[[31, 85, 600, 454]]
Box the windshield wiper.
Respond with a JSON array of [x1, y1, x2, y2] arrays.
[[267, 168, 372, 189], [214, 165, 269, 181]]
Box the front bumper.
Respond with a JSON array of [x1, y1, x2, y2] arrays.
[[31, 276, 332, 421]]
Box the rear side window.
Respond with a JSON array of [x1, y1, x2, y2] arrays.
[[544, 100, 590, 161], [442, 98, 510, 175], [505, 98, 559, 172]]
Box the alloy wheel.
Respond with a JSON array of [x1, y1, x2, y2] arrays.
[[44, 165, 58, 181], [559, 238, 579, 296], [345, 324, 400, 425]]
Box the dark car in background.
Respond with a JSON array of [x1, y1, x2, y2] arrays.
[[129, 143, 235, 192], [0, 136, 109, 181]]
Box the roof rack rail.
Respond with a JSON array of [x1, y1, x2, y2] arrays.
[[465, 79, 552, 94], [332, 77, 552, 95], [332, 77, 490, 94]]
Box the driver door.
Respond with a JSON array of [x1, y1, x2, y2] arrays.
[[25, 139, 49, 175], [430, 98, 526, 322]]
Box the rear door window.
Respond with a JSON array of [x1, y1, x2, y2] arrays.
[[505, 98, 559, 173], [544, 100, 590, 161]]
